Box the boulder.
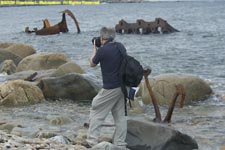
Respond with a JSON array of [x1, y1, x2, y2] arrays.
[[126, 119, 198, 150], [138, 74, 213, 105], [0, 59, 16, 75], [37, 73, 100, 101], [0, 43, 12, 49], [92, 141, 128, 150], [0, 80, 44, 106], [16, 52, 70, 72], [5, 69, 56, 82], [0, 42, 36, 59], [0, 123, 16, 133], [0, 49, 22, 65], [50, 61, 85, 77]]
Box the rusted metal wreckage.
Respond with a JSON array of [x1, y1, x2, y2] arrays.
[[115, 18, 179, 34], [25, 9, 81, 35], [143, 69, 185, 123]]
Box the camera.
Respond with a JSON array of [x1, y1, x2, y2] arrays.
[[92, 37, 101, 47]]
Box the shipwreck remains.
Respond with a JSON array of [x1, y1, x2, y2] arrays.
[[143, 68, 185, 123], [25, 9, 81, 35], [115, 18, 179, 34]]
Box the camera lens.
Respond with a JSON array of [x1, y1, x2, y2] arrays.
[[92, 37, 101, 47]]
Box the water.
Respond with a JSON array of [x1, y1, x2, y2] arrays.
[[0, 1, 225, 149]]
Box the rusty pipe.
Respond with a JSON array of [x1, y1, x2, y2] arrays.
[[143, 69, 162, 122], [163, 84, 185, 123]]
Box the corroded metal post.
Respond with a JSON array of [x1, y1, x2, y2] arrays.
[[143, 68, 162, 122], [163, 84, 185, 123]]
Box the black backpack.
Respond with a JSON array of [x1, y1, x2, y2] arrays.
[[116, 42, 144, 87], [115, 42, 144, 115]]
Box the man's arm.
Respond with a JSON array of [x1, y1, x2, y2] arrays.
[[89, 44, 97, 67]]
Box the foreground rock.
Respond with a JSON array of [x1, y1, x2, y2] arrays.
[[138, 73, 213, 105], [0, 49, 22, 65], [37, 73, 100, 101], [0, 42, 36, 66], [0, 60, 16, 75], [126, 119, 198, 150], [0, 80, 44, 106], [92, 141, 129, 150], [5, 69, 56, 82], [50, 61, 86, 77], [0, 119, 198, 150], [0, 42, 36, 59], [16, 52, 70, 72], [0, 130, 87, 150]]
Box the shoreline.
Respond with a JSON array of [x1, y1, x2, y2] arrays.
[[0, 0, 100, 6]]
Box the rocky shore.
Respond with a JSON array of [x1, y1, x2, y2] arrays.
[[0, 42, 214, 150]]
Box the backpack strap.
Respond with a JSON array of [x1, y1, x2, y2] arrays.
[[115, 42, 132, 116], [115, 42, 127, 57]]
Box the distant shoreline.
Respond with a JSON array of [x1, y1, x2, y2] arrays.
[[0, 0, 211, 7], [0, 0, 176, 7], [0, 0, 100, 6]]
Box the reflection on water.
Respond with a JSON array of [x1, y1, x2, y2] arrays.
[[1, 1, 225, 150]]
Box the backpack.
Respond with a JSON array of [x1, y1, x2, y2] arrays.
[[115, 42, 144, 115], [120, 55, 144, 87], [116, 42, 144, 88]]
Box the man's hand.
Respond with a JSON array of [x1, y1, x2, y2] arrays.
[[89, 41, 97, 67]]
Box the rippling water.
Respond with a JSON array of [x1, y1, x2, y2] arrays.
[[0, 1, 225, 150]]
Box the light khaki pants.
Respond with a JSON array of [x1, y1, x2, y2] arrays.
[[87, 87, 127, 147]]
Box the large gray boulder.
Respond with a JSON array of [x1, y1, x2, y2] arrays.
[[126, 119, 198, 150], [138, 73, 212, 105], [37, 73, 100, 101]]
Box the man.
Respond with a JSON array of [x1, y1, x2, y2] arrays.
[[85, 27, 127, 149]]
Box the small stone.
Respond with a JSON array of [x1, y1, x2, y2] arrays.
[[5, 143, 11, 148], [0, 138, 4, 143]]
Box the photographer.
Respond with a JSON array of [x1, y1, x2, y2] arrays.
[[84, 27, 127, 149]]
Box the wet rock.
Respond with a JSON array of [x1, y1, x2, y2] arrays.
[[138, 73, 213, 105], [0, 80, 44, 106], [49, 135, 71, 144], [47, 115, 73, 125], [222, 95, 225, 100], [0, 60, 16, 75], [11, 126, 40, 138], [16, 52, 70, 72], [73, 129, 88, 145], [130, 97, 145, 114], [37, 73, 100, 101], [92, 141, 128, 150], [126, 119, 198, 150], [0, 42, 36, 59], [6, 69, 56, 82], [0, 49, 22, 65], [35, 131, 57, 138], [51, 61, 86, 77], [0, 123, 16, 133]]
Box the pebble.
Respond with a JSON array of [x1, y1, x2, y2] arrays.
[[0, 130, 89, 150]]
